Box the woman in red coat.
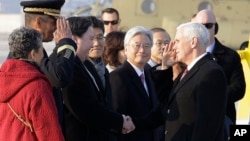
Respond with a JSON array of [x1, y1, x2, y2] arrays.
[[0, 27, 64, 141]]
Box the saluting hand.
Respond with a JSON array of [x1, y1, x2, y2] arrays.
[[161, 41, 177, 69], [53, 17, 72, 44]]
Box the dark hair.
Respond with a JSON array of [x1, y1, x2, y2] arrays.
[[103, 31, 125, 66], [67, 16, 92, 37], [8, 26, 42, 59], [86, 16, 104, 33], [150, 27, 171, 41], [101, 7, 120, 20]]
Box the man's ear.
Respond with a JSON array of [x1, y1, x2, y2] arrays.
[[124, 46, 128, 56], [34, 16, 43, 31], [191, 37, 198, 48], [71, 35, 79, 49], [72, 35, 78, 43]]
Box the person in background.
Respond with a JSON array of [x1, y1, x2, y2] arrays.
[[145, 27, 183, 104], [101, 7, 121, 36], [86, 16, 108, 89], [145, 27, 185, 81], [145, 27, 171, 69], [62, 16, 135, 141], [142, 27, 171, 141], [0, 27, 64, 141], [8, 0, 77, 133], [192, 9, 246, 124], [103, 31, 126, 72]]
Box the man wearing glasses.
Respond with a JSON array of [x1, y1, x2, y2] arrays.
[[109, 26, 170, 141], [101, 7, 121, 36], [146, 27, 171, 70], [192, 9, 245, 126]]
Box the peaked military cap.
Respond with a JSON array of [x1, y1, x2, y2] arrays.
[[20, 0, 65, 17]]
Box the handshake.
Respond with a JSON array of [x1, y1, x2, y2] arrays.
[[122, 115, 135, 134]]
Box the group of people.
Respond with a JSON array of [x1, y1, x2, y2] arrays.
[[0, 0, 246, 141]]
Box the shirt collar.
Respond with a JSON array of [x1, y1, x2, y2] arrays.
[[127, 60, 144, 76], [147, 59, 158, 67], [187, 53, 207, 71], [206, 40, 215, 53]]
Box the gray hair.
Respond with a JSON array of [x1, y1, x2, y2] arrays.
[[124, 26, 153, 46], [177, 22, 210, 48], [8, 26, 43, 59]]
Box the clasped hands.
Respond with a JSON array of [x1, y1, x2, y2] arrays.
[[122, 114, 135, 134]]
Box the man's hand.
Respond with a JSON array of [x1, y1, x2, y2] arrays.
[[161, 41, 176, 70], [122, 115, 135, 134], [53, 17, 72, 44]]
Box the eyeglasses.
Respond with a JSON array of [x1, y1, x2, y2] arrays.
[[103, 20, 119, 25], [202, 23, 215, 29], [154, 42, 169, 47], [129, 43, 152, 50]]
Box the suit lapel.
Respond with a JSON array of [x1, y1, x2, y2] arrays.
[[76, 58, 102, 96], [213, 38, 225, 55], [174, 67, 198, 93], [84, 60, 105, 94], [145, 69, 159, 108], [124, 61, 151, 104], [168, 54, 211, 103]]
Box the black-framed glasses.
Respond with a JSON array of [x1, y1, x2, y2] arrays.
[[202, 23, 215, 29], [103, 20, 119, 25]]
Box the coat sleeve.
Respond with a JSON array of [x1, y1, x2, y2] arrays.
[[226, 52, 246, 103], [40, 38, 77, 88], [150, 67, 174, 104], [109, 71, 130, 113]]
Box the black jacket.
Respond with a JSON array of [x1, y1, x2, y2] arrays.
[[212, 38, 246, 124], [62, 57, 123, 141]]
